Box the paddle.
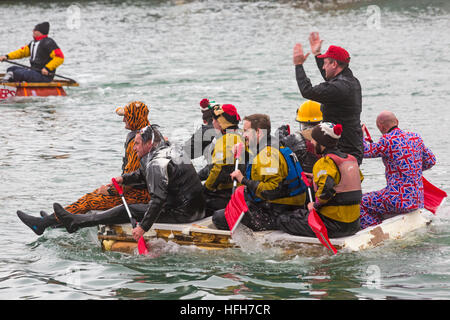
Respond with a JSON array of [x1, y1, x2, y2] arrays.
[[231, 142, 244, 194], [362, 125, 447, 215], [423, 177, 447, 214], [301, 172, 338, 255], [362, 123, 373, 143], [111, 178, 149, 255], [2, 59, 77, 83], [225, 142, 246, 234]]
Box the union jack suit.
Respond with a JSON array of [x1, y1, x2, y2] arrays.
[[360, 127, 436, 229]]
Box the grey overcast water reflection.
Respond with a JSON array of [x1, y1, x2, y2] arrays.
[[0, 0, 449, 300]]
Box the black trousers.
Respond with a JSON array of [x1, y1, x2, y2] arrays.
[[65, 199, 205, 230], [203, 188, 232, 217], [212, 200, 299, 232], [277, 209, 361, 238]]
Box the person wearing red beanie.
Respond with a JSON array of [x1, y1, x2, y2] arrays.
[[201, 104, 246, 217], [292, 32, 363, 165]]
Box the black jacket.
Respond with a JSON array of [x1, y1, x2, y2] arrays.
[[295, 56, 364, 164], [183, 122, 216, 160], [122, 143, 204, 231]]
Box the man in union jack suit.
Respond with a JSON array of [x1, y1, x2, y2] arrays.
[[360, 111, 436, 229]]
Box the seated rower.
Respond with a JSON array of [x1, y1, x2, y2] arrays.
[[0, 22, 64, 83], [359, 111, 436, 229], [16, 102, 157, 235], [53, 125, 205, 239], [213, 114, 307, 231], [277, 122, 362, 238], [277, 99, 322, 173], [201, 104, 245, 216]]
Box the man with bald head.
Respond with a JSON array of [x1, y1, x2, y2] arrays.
[[360, 111, 436, 229], [376, 111, 399, 134]]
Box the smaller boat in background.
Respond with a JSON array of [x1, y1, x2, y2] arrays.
[[0, 73, 79, 99]]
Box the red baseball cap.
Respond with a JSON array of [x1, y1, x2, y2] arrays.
[[318, 45, 350, 64]]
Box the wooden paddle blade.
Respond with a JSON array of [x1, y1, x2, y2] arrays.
[[423, 177, 447, 214], [308, 209, 338, 255], [137, 236, 149, 255], [225, 186, 249, 233]]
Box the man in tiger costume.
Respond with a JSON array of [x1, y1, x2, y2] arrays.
[[17, 101, 163, 235]]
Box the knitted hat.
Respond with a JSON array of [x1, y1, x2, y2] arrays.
[[34, 22, 50, 35], [212, 104, 241, 129], [311, 122, 343, 148], [199, 98, 214, 122]]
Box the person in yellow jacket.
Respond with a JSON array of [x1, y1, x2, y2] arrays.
[[277, 122, 362, 238], [201, 104, 245, 216], [0, 22, 64, 82], [213, 114, 307, 231]]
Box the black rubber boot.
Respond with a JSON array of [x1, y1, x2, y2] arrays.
[[39, 210, 64, 229], [40, 210, 49, 218], [53, 203, 129, 234], [212, 209, 230, 230], [17, 210, 60, 236]]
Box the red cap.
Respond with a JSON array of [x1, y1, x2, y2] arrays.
[[318, 45, 350, 64], [221, 104, 241, 121]]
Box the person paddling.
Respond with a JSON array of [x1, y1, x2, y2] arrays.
[[213, 114, 307, 231], [16, 102, 159, 235], [53, 125, 205, 240], [0, 22, 64, 82], [201, 104, 246, 216], [359, 111, 436, 229], [277, 122, 363, 238]]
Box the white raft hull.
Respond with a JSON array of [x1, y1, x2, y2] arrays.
[[97, 209, 432, 255]]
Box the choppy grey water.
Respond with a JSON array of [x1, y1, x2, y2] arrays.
[[0, 0, 449, 301]]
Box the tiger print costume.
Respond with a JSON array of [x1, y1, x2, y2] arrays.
[[63, 101, 151, 214]]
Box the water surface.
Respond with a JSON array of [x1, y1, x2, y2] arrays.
[[0, 0, 449, 300]]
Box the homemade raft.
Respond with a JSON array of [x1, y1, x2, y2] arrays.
[[0, 74, 79, 99], [97, 209, 433, 255]]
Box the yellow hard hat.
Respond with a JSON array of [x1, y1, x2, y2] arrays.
[[296, 100, 323, 123]]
